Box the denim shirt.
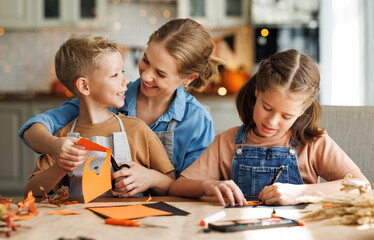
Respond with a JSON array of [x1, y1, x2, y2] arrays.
[[18, 78, 215, 178]]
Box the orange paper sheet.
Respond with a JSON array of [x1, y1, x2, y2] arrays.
[[49, 211, 80, 215], [88, 204, 172, 219], [77, 138, 112, 204]]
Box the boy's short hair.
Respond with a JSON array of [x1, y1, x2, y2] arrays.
[[55, 34, 120, 93]]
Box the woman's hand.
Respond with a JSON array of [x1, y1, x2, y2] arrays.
[[258, 183, 303, 205], [51, 137, 89, 172], [111, 162, 155, 197], [202, 180, 247, 206]]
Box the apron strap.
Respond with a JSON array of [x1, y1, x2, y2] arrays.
[[166, 119, 178, 132], [67, 118, 80, 138], [69, 118, 78, 133], [112, 113, 125, 132]]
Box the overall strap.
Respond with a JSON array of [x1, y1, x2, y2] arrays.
[[234, 124, 248, 144], [166, 119, 178, 132]]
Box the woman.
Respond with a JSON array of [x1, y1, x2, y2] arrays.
[[19, 19, 224, 191]]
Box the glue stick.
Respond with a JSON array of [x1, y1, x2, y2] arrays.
[[200, 210, 226, 227]]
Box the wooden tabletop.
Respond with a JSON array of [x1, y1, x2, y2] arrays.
[[4, 196, 374, 240]]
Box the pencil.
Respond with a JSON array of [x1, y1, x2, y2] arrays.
[[270, 165, 285, 185]]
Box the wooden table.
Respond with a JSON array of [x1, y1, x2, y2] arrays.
[[4, 196, 374, 240]]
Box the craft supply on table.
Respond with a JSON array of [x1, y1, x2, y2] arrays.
[[105, 218, 168, 228], [200, 210, 226, 227], [208, 216, 303, 232]]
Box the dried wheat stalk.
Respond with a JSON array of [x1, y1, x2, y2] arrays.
[[300, 174, 374, 225]]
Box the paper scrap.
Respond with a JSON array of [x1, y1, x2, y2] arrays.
[[49, 211, 80, 215]]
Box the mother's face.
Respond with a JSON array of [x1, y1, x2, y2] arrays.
[[138, 41, 189, 100]]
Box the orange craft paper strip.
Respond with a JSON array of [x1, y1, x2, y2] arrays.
[[88, 204, 172, 219], [77, 138, 112, 204], [49, 211, 80, 215], [13, 213, 38, 221]]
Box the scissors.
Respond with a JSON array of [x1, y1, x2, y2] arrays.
[[111, 155, 130, 190]]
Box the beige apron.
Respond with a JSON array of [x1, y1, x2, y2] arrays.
[[154, 119, 178, 167], [67, 113, 132, 197]]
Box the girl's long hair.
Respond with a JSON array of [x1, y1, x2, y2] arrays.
[[236, 49, 324, 147]]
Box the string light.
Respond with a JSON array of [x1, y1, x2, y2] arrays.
[[139, 9, 147, 17], [217, 87, 227, 96], [149, 17, 157, 24], [163, 10, 171, 18], [261, 28, 269, 37]]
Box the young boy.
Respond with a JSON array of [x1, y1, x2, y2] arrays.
[[24, 35, 174, 197]]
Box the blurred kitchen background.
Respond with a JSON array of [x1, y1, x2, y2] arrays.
[[0, 0, 373, 195]]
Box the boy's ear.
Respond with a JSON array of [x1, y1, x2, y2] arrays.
[[76, 77, 90, 96], [183, 73, 199, 87]]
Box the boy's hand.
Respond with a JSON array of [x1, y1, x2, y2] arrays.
[[110, 162, 152, 197], [258, 183, 301, 205], [202, 180, 247, 207], [52, 137, 89, 172]]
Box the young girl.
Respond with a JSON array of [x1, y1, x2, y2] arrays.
[[169, 49, 369, 206]]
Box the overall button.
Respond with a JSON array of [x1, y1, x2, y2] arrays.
[[236, 148, 242, 156], [289, 148, 296, 156]]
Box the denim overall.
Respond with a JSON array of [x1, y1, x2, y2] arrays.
[[67, 113, 132, 197], [231, 124, 304, 196], [154, 119, 178, 167]]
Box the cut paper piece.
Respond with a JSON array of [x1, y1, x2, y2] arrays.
[[77, 138, 112, 204], [13, 214, 37, 221], [144, 202, 190, 216], [49, 211, 80, 215], [13, 191, 41, 221], [88, 204, 172, 219]]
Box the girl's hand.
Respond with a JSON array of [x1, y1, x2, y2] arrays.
[[258, 183, 302, 205], [202, 180, 247, 206], [52, 137, 89, 172], [110, 162, 153, 197]]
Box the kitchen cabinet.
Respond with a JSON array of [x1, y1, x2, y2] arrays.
[[0, 99, 66, 196], [251, 0, 319, 25], [0, 0, 108, 29], [0, 0, 34, 28], [177, 0, 251, 28]]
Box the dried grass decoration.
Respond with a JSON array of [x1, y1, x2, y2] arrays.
[[300, 174, 374, 225]]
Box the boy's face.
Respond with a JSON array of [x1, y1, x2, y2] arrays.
[[253, 88, 305, 138], [89, 52, 129, 108]]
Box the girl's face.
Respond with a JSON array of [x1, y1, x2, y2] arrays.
[[253, 88, 305, 138], [138, 41, 194, 100], [89, 52, 129, 108]]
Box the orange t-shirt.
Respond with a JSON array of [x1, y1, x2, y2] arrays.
[[181, 126, 359, 184], [30, 113, 174, 192]]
